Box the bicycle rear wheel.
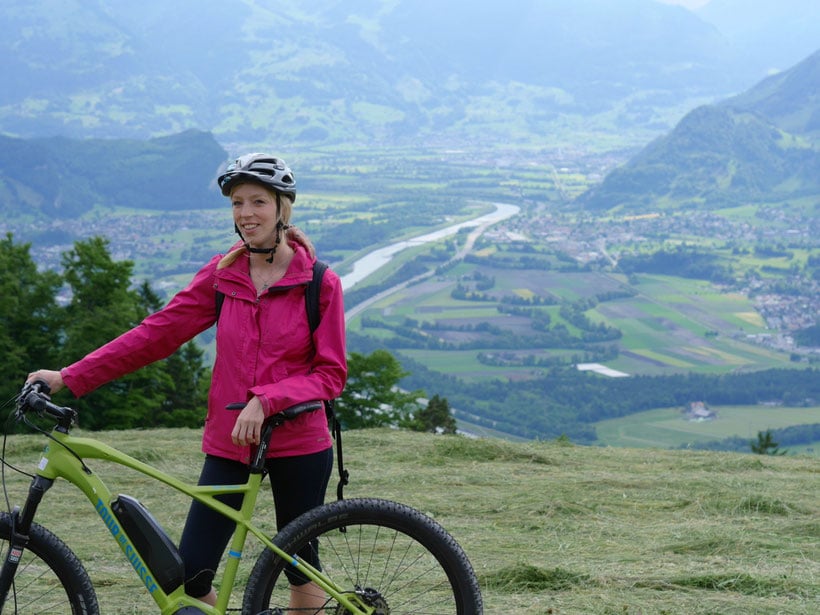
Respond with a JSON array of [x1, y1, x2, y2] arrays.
[[243, 497, 482, 614], [0, 512, 99, 614]]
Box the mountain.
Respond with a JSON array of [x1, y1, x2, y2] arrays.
[[0, 131, 226, 218], [719, 49, 820, 138], [576, 49, 820, 211], [2, 0, 814, 147]]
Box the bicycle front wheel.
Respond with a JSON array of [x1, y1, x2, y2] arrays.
[[0, 512, 99, 614], [243, 497, 482, 614]]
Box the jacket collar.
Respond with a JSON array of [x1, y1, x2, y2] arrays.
[[215, 242, 315, 290]]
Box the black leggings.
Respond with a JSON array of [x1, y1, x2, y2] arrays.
[[178, 448, 333, 597]]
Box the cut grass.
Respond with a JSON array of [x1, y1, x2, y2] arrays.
[[0, 427, 816, 614]]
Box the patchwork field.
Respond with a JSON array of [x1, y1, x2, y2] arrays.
[[351, 268, 791, 380]]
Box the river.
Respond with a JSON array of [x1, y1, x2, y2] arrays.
[[339, 202, 520, 291]]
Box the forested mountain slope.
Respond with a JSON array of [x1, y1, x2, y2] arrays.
[[0, 131, 225, 217], [577, 49, 820, 211]]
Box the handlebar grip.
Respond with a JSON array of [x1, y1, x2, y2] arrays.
[[25, 391, 49, 413], [30, 380, 53, 396], [281, 400, 325, 420], [17, 380, 75, 428], [225, 400, 325, 421]]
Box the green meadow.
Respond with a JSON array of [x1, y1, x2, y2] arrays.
[[0, 427, 816, 614], [595, 405, 820, 453]]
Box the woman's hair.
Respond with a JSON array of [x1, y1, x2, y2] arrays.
[[217, 184, 294, 270]]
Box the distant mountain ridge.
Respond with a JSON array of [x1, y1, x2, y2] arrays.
[[0, 131, 226, 218], [576, 49, 820, 211], [697, 0, 820, 72], [2, 0, 818, 146]]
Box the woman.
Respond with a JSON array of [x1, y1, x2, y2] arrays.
[[27, 153, 347, 610]]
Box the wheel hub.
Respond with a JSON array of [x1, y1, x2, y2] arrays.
[[333, 587, 389, 614]]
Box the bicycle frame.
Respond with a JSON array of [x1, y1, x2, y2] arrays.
[[8, 427, 372, 615]]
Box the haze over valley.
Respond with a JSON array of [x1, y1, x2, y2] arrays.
[[1, 0, 818, 449]]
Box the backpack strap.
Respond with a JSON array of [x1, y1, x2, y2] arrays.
[[326, 399, 349, 500], [305, 260, 328, 334], [306, 261, 349, 499]]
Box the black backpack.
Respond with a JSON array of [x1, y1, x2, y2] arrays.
[[215, 260, 349, 499]]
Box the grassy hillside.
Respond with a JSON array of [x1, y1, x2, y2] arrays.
[[0, 427, 816, 614], [0, 130, 226, 217]]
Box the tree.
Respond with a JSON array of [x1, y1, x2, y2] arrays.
[[135, 278, 210, 427], [59, 237, 142, 361], [58, 237, 168, 429], [408, 394, 457, 434], [2, 234, 221, 431], [750, 429, 786, 455], [154, 341, 211, 427], [0, 233, 63, 404], [336, 349, 423, 429]]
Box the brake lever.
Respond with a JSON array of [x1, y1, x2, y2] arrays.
[[15, 380, 53, 419]]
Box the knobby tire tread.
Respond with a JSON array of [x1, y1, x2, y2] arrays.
[[242, 497, 482, 615], [0, 512, 99, 615]]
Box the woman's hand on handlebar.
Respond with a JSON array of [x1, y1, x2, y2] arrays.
[[231, 396, 265, 447], [26, 369, 65, 395]]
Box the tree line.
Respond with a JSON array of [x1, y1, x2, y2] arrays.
[[387, 341, 820, 444], [1, 233, 210, 430]]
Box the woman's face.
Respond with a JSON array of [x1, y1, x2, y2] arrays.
[[231, 183, 280, 248]]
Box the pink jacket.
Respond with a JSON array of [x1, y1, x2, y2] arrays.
[[61, 243, 347, 462]]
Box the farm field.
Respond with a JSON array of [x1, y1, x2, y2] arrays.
[[351, 267, 793, 381], [19, 153, 812, 448], [595, 405, 820, 455]]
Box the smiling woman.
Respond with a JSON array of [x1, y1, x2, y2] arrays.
[[27, 151, 349, 611]]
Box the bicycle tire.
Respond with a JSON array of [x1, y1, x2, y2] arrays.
[[0, 512, 99, 615], [242, 497, 482, 615]]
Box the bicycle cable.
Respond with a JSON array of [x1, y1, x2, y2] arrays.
[[0, 395, 92, 517], [1, 397, 36, 516]]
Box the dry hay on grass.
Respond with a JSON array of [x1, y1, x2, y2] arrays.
[[1, 428, 816, 614]]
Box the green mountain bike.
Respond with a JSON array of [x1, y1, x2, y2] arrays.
[[0, 382, 483, 614]]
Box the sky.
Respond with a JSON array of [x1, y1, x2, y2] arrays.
[[657, 0, 710, 8]]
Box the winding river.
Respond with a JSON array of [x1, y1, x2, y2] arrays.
[[339, 202, 520, 291]]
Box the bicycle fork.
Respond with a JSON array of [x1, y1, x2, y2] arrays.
[[0, 475, 54, 604]]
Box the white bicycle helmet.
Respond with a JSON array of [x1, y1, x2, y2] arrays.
[[217, 153, 296, 201]]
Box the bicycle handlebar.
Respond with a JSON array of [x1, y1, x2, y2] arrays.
[[226, 400, 325, 423], [16, 380, 77, 431], [227, 400, 326, 473], [15, 381, 325, 440]]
